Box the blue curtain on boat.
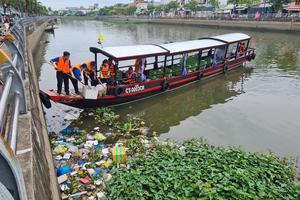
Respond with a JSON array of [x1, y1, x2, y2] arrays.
[[212, 49, 217, 68], [182, 54, 188, 76], [140, 58, 146, 82]]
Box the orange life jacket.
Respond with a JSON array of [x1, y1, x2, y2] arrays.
[[56, 57, 70, 73], [72, 64, 82, 72], [100, 64, 110, 78], [109, 63, 115, 76]]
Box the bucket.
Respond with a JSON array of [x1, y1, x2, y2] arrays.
[[96, 83, 107, 97], [82, 86, 99, 99]]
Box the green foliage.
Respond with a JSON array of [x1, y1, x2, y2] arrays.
[[185, 0, 199, 13], [209, 0, 220, 10], [227, 0, 239, 4], [147, 4, 155, 15], [227, 0, 261, 6], [155, 5, 164, 12], [0, 0, 48, 15], [271, 0, 284, 11], [107, 139, 300, 199], [164, 0, 179, 12], [237, 0, 261, 6], [95, 108, 147, 136], [98, 5, 136, 16], [95, 107, 120, 128]]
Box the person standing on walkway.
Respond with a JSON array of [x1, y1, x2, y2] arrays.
[[50, 51, 72, 95]]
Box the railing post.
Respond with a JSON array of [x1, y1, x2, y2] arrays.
[[9, 92, 20, 153], [0, 71, 14, 126]]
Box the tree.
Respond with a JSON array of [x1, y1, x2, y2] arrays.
[[185, 0, 199, 14], [209, 0, 219, 10], [270, 0, 284, 11], [238, 0, 260, 6], [155, 4, 164, 13], [165, 0, 179, 12], [126, 6, 137, 15], [227, 0, 239, 4], [147, 4, 155, 15], [0, 0, 48, 15]]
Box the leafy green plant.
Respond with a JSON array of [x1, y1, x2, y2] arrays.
[[95, 108, 120, 128], [107, 139, 300, 200]]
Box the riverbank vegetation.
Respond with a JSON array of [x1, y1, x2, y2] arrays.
[[108, 139, 300, 199], [51, 108, 300, 199], [0, 0, 48, 15]]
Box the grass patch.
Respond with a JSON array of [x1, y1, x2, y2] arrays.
[[107, 139, 300, 200]]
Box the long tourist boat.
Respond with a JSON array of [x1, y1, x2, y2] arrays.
[[41, 33, 256, 109]]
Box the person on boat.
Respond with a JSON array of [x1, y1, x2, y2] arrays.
[[82, 61, 97, 86], [123, 66, 137, 84], [205, 50, 213, 68], [134, 58, 147, 82], [70, 64, 87, 94], [99, 59, 111, 84], [239, 42, 246, 55], [108, 58, 115, 85], [50, 51, 72, 96]]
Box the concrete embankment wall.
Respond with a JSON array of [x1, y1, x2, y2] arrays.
[[16, 19, 60, 200], [104, 17, 300, 33]]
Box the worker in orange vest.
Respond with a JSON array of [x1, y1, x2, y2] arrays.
[[50, 51, 72, 95], [99, 59, 110, 84], [82, 61, 97, 86], [123, 66, 137, 84], [70, 64, 87, 94], [108, 58, 115, 85]]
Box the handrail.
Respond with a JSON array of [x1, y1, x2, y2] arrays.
[[0, 17, 48, 200]]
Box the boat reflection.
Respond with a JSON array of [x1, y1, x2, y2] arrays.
[[115, 67, 253, 134]]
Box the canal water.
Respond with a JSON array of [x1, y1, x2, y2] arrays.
[[35, 19, 300, 161]]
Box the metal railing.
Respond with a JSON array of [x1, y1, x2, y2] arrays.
[[0, 19, 30, 200]]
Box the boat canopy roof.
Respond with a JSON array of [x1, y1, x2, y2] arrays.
[[90, 45, 169, 61], [211, 33, 251, 43], [90, 33, 251, 60], [160, 39, 226, 55]]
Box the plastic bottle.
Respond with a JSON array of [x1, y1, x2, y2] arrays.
[[60, 127, 81, 134]]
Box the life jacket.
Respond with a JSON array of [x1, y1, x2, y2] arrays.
[[56, 57, 70, 73], [72, 64, 81, 71], [100, 64, 110, 78], [109, 63, 115, 76], [126, 71, 137, 84]]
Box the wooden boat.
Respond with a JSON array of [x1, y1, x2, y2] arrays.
[[41, 33, 256, 109]]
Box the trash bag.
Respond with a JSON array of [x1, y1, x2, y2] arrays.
[[57, 165, 72, 176], [94, 133, 106, 141], [53, 145, 68, 155]]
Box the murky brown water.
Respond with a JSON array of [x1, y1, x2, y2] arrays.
[[35, 19, 300, 161]]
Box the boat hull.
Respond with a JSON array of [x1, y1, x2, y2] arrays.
[[42, 54, 254, 109]]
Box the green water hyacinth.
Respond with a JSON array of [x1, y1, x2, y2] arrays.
[[107, 139, 300, 200]]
